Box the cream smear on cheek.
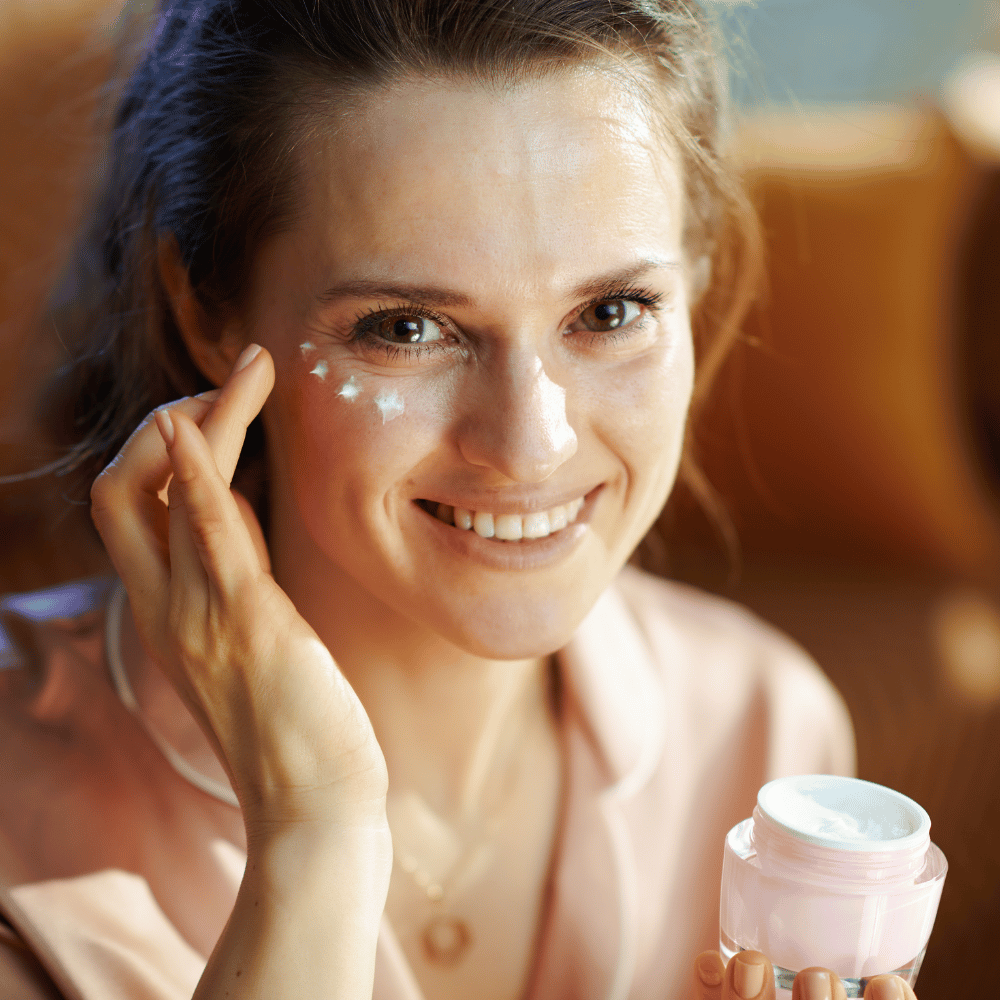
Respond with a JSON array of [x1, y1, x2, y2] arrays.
[[338, 376, 362, 401], [301, 341, 330, 381], [374, 390, 405, 424], [300, 344, 407, 425]]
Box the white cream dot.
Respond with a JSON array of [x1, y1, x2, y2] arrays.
[[310, 361, 328, 381], [375, 391, 404, 424], [337, 377, 361, 401]]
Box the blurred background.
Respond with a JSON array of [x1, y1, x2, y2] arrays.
[[664, 3, 1000, 995], [1, 1, 999, 996]]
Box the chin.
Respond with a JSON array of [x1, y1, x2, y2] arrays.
[[434, 584, 601, 661]]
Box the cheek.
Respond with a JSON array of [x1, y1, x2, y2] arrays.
[[272, 355, 459, 520], [597, 329, 695, 481]]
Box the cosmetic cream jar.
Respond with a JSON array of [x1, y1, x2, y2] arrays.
[[720, 775, 947, 999]]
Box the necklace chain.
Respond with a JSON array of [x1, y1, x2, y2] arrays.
[[387, 662, 556, 965], [105, 581, 240, 808]]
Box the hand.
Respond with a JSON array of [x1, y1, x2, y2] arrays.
[[90, 344, 388, 841], [693, 950, 918, 1000]]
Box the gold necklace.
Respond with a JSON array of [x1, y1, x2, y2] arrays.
[[386, 660, 556, 965], [387, 779, 507, 963]]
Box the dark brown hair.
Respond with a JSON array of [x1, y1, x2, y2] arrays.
[[32, 0, 762, 541]]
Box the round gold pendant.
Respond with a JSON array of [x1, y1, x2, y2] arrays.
[[422, 914, 472, 965]]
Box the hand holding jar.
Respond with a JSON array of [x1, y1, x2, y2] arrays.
[[692, 776, 946, 1000], [692, 950, 917, 1000]]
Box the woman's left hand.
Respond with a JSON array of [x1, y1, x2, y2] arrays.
[[693, 950, 918, 1000]]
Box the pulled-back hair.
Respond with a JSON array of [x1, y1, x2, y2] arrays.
[[36, 0, 761, 538]]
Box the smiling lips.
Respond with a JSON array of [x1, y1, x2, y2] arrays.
[[427, 498, 586, 541]]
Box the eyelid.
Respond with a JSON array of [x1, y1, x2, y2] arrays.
[[352, 300, 456, 338], [575, 284, 665, 313]]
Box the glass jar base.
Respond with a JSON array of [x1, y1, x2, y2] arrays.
[[719, 934, 926, 999]]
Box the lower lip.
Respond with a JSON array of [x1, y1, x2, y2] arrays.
[[413, 489, 600, 571]]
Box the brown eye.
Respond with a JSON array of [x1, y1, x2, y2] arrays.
[[575, 299, 642, 332], [374, 315, 445, 344]]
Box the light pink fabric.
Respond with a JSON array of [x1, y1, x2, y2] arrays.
[[0, 568, 855, 1000]]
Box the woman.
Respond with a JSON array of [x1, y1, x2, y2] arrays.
[[0, 2, 908, 998]]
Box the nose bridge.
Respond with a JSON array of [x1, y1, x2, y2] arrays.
[[459, 345, 578, 482]]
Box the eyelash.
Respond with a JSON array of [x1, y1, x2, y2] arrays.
[[346, 284, 666, 362], [349, 303, 456, 363]]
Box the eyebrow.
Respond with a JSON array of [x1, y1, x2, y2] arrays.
[[314, 258, 681, 311]]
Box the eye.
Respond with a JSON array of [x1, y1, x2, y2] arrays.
[[372, 314, 445, 345], [573, 299, 644, 333]]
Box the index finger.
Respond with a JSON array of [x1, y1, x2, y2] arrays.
[[723, 952, 774, 1000], [90, 392, 220, 594], [197, 344, 275, 486], [96, 391, 221, 500]]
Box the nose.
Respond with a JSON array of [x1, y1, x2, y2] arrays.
[[457, 350, 578, 482]]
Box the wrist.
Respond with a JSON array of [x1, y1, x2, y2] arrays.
[[246, 811, 393, 899]]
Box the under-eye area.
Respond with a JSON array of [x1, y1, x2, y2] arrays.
[[414, 494, 590, 541]]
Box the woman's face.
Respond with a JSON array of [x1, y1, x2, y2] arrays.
[[243, 66, 695, 659]]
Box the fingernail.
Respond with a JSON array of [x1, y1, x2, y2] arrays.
[[734, 953, 766, 999], [234, 344, 261, 372], [793, 970, 832, 1000], [195, 389, 222, 401], [866, 977, 905, 1000], [697, 954, 722, 988], [155, 409, 175, 447]]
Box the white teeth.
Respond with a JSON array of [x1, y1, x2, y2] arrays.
[[473, 511, 495, 538], [429, 495, 587, 541], [522, 512, 551, 539], [494, 514, 523, 541]]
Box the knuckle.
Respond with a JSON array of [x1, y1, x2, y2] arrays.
[[89, 475, 120, 529], [174, 628, 205, 669], [189, 506, 228, 555], [89, 467, 114, 503]]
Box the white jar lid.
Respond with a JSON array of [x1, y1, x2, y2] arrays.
[[757, 775, 931, 852]]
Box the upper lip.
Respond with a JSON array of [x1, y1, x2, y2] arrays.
[[415, 485, 600, 516]]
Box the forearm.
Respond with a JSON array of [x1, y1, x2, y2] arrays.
[[193, 824, 393, 1000]]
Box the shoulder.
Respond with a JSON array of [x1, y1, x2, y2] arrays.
[[0, 576, 114, 677], [612, 566, 856, 778], [613, 564, 822, 680]]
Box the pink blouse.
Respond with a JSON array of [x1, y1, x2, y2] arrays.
[[0, 567, 855, 1000]]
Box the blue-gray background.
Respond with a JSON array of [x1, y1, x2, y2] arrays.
[[712, 0, 994, 106]]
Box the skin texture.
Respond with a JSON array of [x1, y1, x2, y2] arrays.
[[84, 66, 922, 1000]]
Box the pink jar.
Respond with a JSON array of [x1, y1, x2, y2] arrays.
[[720, 775, 947, 999]]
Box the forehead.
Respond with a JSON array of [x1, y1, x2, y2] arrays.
[[285, 67, 685, 299]]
